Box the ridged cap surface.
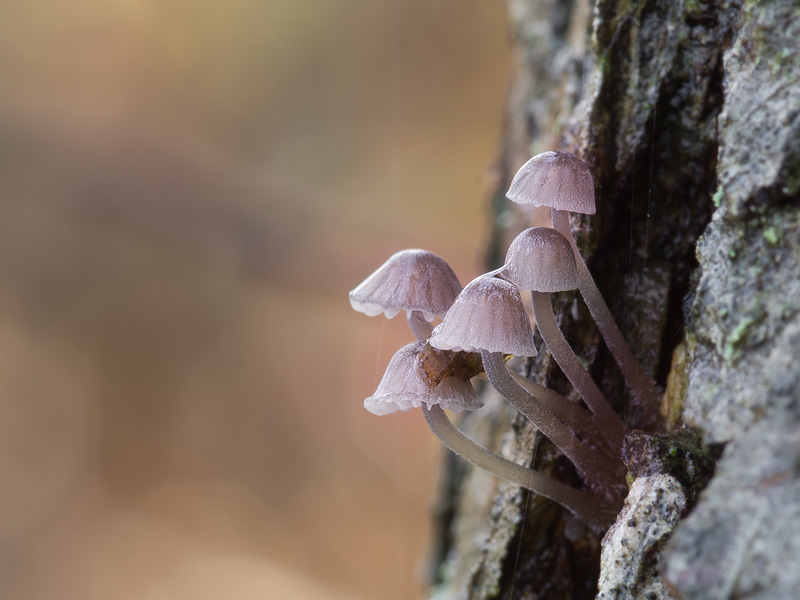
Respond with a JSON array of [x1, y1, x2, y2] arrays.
[[349, 249, 462, 321], [429, 276, 537, 356], [506, 151, 596, 215], [502, 227, 579, 292], [364, 342, 483, 416]]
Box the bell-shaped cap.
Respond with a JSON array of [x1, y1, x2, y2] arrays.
[[502, 227, 579, 292], [429, 276, 537, 356], [349, 249, 462, 322], [364, 342, 483, 416], [506, 151, 596, 215]]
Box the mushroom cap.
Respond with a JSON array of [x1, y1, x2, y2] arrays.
[[364, 341, 484, 416], [349, 249, 462, 322], [506, 151, 596, 215], [429, 276, 538, 356], [502, 227, 579, 292]]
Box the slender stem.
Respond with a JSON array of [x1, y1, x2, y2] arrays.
[[552, 209, 664, 431], [478, 369, 602, 443], [531, 290, 626, 453], [481, 350, 623, 489], [407, 310, 433, 341], [422, 405, 617, 527], [508, 371, 604, 447]]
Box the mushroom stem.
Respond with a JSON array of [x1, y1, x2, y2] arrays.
[[481, 350, 623, 490], [509, 372, 607, 447], [530, 290, 626, 453], [407, 310, 433, 341], [422, 405, 617, 527], [551, 209, 664, 431]]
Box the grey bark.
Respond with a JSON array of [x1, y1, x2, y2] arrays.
[[427, 1, 800, 599]]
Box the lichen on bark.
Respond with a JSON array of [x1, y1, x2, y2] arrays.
[[663, 3, 800, 598]]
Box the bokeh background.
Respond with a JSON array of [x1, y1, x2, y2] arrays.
[[0, 2, 510, 598]]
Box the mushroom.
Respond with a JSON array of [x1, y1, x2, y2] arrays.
[[349, 249, 462, 341], [366, 341, 616, 526], [430, 275, 622, 490], [506, 150, 595, 215], [364, 341, 483, 416], [507, 151, 663, 429], [502, 227, 626, 454], [429, 275, 538, 357]]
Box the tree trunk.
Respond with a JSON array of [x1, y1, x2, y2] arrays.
[[427, 1, 800, 598]]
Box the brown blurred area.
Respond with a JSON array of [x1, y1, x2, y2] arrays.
[[0, 2, 509, 599]]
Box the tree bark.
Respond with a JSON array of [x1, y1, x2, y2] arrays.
[[427, 1, 800, 598]]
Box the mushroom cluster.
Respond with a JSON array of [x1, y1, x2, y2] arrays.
[[349, 151, 663, 528]]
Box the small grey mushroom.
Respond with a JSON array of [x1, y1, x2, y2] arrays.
[[507, 151, 663, 430], [365, 342, 615, 527], [364, 341, 483, 416], [430, 275, 621, 491], [503, 223, 580, 293], [502, 227, 626, 455], [429, 275, 537, 357], [349, 249, 462, 340], [506, 150, 596, 216]]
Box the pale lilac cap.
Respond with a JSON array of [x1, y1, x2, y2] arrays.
[[364, 342, 483, 416], [429, 276, 537, 357], [502, 227, 578, 292], [506, 151, 596, 215], [349, 249, 462, 322]]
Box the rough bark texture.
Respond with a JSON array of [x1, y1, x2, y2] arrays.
[[428, 1, 800, 599]]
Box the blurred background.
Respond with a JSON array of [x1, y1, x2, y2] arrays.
[[0, 1, 510, 598]]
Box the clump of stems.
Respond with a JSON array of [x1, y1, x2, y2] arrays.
[[350, 151, 667, 527]]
